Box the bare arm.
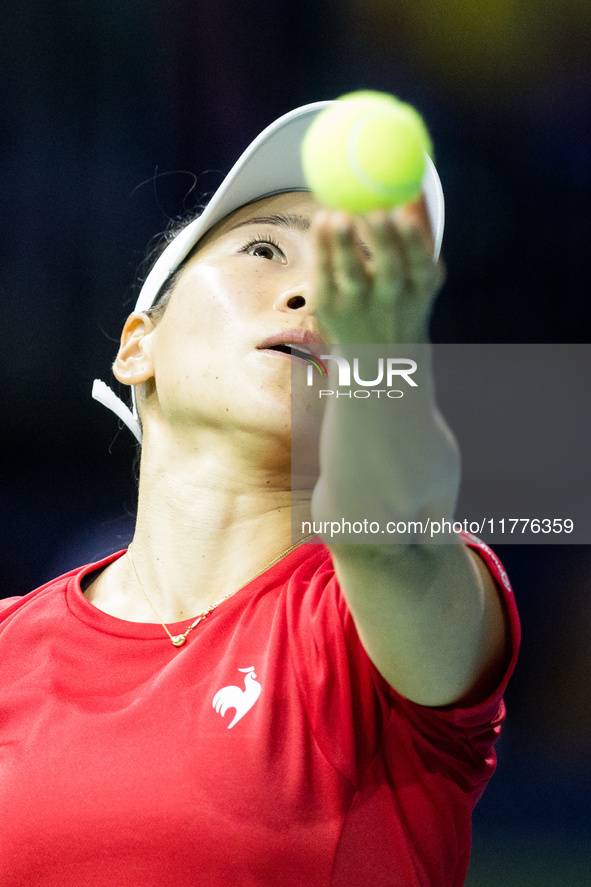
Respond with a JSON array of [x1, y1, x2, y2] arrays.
[[311, 203, 510, 707]]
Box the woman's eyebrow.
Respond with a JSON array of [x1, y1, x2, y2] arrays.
[[227, 210, 372, 258], [229, 212, 311, 232]]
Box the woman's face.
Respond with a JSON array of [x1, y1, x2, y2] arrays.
[[142, 191, 326, 448]]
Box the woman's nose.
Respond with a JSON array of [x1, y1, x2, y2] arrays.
[[273, 282, 312, 313]]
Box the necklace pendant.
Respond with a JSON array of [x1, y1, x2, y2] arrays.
[[170, 634, 187, 647]]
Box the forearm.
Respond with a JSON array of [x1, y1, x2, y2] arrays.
[[311, 364, 507, 706], [307, 210, 509, 705], [312, 344, 461, 543]]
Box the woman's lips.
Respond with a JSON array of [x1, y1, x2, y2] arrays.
[[258, 345, 312, 365], [256, 329, 326, 364], [257, 329, 325, 351]]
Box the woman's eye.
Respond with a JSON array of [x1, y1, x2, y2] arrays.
[[240, 239, 286, 262], [251, 243, 276, 259]]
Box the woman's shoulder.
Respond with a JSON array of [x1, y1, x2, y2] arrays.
[[0, 568, 79, 614], [0, 551, 126, 617], [0, 596, 22, 613]]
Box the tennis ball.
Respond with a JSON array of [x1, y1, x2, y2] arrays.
[[301, 91, 432, 213]]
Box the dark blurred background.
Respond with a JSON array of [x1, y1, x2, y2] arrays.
[[1, 2, 590, 882]]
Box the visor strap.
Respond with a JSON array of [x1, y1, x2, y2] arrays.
[[92, 379, 143, 443]]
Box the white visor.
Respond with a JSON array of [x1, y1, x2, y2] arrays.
[[93, 100, 445, 442]]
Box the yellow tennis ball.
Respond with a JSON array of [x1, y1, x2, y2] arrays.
[[301, 91, 432, 213]]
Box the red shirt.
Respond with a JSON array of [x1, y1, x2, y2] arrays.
[[0, 537, 519, 886]]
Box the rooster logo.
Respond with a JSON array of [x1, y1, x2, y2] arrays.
[[212, 666, 262, 729]]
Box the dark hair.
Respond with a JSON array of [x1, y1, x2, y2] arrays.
[[139, 206, 206, 322], [145, 264, 184, 323]]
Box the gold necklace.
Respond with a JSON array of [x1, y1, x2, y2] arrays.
[[127, 534, 316, 648]]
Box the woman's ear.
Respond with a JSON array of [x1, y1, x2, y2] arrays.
[[112, 312, 156, 386]]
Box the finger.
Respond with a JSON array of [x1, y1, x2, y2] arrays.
[[312, 210, 337, 303], [363, 211, 442, 344], [365, 211, 408, 298], [370, 208, 441, 298], [394, 195, 435, 254], [395, 219, 443, 298], [329, 213, 372, 304]]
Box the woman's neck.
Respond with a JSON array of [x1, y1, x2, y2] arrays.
[[85, 431, 314, 624]]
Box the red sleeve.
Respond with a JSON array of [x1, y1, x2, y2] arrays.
[[0, 597, 23, 613], [285, 536, 520, 793], [383, 534, 520, 792]]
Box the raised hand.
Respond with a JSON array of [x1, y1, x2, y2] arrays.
[[311, 197, 444, 346]]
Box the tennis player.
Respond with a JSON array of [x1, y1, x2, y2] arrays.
[[0, 102, 519, 886]]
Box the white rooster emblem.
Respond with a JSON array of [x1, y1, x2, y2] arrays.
[[212, 666, 262, 729]]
